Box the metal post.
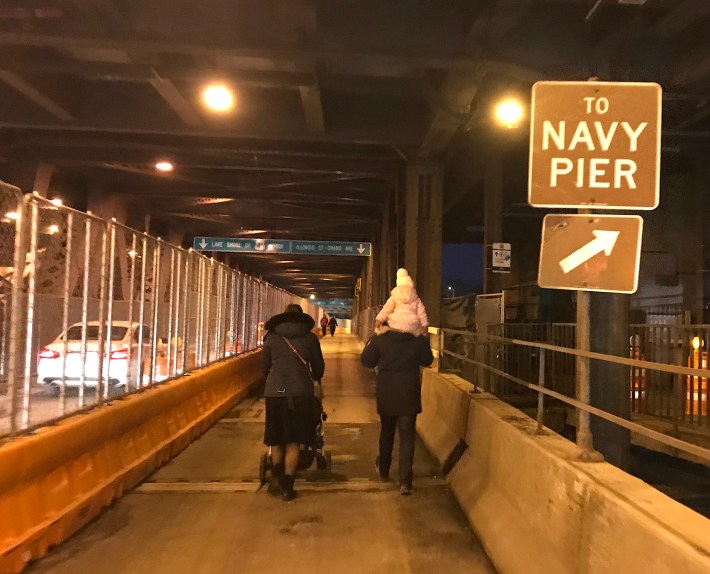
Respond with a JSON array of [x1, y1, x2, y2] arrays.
[[19, 198, 39, 429], [576, 290, 602, 460], [7, 196, 29, 433], [181, 252, 191, 372], [536, 348, 546, 434], [103, 219, 117, 400], [196, 256, 205, 365], [136, 234, 148, 389], [78, 214, 91, 408], [126, 232, 137, 391], [170, 249, 180, 377], [214, 263, 223, 359], [95, 218, 109, 402], [204, 258, 214, 362], [229, 271, 236, 356], [59, 211, 73, 415], [150, 239, 161, 385]]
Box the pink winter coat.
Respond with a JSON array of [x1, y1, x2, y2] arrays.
[[375, 285, 429, 335]]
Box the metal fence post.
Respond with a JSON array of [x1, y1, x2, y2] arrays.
[[536, 348, 546, 434]]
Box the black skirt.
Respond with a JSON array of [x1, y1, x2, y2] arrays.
[[264, 396, 317, 446]]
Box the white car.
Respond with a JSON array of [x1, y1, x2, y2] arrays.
[[37, 321, 153, 396]]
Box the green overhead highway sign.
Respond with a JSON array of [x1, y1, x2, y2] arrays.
[[193, 237, 371, 256]]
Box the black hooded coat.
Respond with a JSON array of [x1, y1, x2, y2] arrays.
[[360, 330, 433, 416], [262, 311, 325, 398]]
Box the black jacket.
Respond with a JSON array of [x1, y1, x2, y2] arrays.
[[360, 330, 434, 416], [262, 311, 325, 398]]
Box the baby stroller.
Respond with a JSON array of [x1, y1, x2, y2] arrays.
[[259, 394, 332, 485]]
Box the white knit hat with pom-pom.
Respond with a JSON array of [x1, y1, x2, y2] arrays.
[[396, 268, 414, 288]]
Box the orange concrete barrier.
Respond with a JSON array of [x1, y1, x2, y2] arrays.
[[0, 351, 263, 573]]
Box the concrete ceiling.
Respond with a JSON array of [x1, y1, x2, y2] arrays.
[[0, 0, 709, 297]]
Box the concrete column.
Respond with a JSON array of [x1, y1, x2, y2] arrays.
[[404, 164, 421, 276], [404, 163, 442, 326], [32, 163, 57, 198], [589, 292, 631, 470], [679, 159, 706, 321], [483, 151, 503, 294]]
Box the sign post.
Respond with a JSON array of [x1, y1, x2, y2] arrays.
[[491, 242, 511, 274], [528, 80, 661, 461]]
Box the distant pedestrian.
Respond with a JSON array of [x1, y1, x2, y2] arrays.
[[328, 316, 338, 336], [320, 315, 329, 337], [361, 328, 433, 495]]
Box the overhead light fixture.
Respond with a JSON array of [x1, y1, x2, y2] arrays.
[[309, 294, 316, 300], [4, 211, 19, 220], [201, 84, 235, 112], [494, 98, 525, 129], [155, 161, 174, 173], [49, 198, 63, 207]]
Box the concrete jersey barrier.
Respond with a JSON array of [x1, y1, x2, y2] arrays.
[[0, 351, 263, 574], [419, 369, 710, 574]]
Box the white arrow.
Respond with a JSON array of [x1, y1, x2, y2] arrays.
[[199, 238, 208, 249], [357, 244, 365, 254], [559, 230, 620, 274]]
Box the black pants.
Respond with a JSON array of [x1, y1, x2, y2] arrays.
[[321, 325, 327, 337], [379, 414, 417, 487], [329, 326, 336, 336]]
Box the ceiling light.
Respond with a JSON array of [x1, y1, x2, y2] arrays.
[[49, 198, 63, 207], [155, 161, 174, 173], [202, 84, 235, 112], [494, 98, 525, 128], [4, 211, 19, 220], [309, 294, 316, 300]]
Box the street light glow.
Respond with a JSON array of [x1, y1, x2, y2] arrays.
[[155, 161, 174, 173], [494, 98, 524, 128], [202, 84, 235, 112]]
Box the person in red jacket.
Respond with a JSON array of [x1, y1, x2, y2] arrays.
[[319, 315, 328, 337]]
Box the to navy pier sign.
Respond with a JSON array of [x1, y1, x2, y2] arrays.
[[528, 81, 661, 210]]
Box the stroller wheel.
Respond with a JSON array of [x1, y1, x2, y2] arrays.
[[259, 452, 269, 485]]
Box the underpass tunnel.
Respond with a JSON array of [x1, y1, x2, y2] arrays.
[[2, 1, 710, 572]]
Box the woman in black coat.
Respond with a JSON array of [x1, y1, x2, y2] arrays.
[[262, 304, 325, 501], [361, 328, 433, 495]]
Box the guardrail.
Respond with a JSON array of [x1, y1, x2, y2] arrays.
[[440, 328, 710, 464], [488, 322, 710, 428], [1, 193, 317, 438]]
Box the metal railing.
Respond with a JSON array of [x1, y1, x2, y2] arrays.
[[441, 328, 710, 465], [487, 322, 710, 428], [1, 193, 317, 438], [352, 307, 379, 342]]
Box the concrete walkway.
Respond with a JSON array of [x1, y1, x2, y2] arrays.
[[27, 333, 495, 574]]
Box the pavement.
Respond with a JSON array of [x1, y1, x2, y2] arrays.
[[25, 333, 496, 574]]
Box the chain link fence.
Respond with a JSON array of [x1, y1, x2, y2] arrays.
[[1, 193, 318, 438]]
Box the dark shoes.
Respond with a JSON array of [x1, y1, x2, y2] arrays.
[[399, 484, 412, 496], [280, 474, 297, 502], [375, 456, 389, 481]]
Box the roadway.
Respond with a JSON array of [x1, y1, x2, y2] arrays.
[[26, 333, 495, 574]]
